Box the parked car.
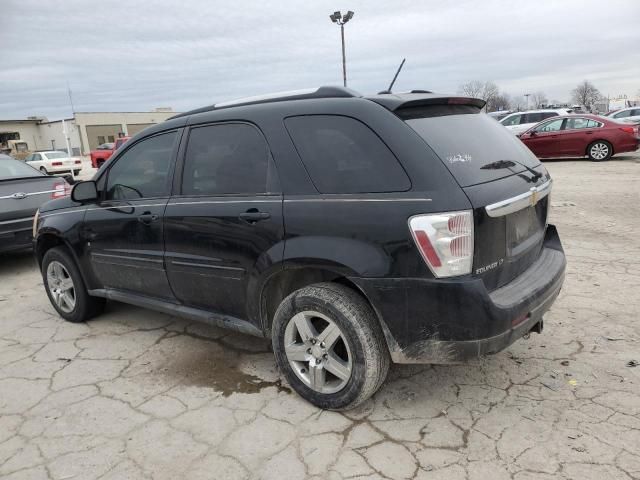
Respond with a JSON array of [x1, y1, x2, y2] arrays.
[[0, 153, 15, 161], [24, 151, 82, 176], [0, 159, 69, 253], [90, 136, 130, 168], [500, 109, 573, 135], [604, 106, 640, 124], [519, 114, 640, 161], [34, 86, 566, 409], [487, 110, 513, 121]]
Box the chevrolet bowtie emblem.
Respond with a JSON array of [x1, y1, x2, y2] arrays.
[[11, 192, 27, 199], [530, 187, 538, 207]]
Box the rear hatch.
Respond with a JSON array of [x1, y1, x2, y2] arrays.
[[395, 98, 550, 290]]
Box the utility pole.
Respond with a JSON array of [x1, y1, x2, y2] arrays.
[[524, 93, 530, 110], [329, 11, 354, 87]]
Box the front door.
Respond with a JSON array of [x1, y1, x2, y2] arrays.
[[164, 122, 284, 327], [525, 118, 566, 157], [83, 130, 180, 299]]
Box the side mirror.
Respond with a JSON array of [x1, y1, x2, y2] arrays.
[[529, 130, 537, 137], [71, 180, 98, 203]]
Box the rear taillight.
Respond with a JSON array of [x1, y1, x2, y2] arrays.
[[74, 160, 81, 164], [409, 210, 474, 278], [51, 181, 71, 199], [51, 161, 62, 166], [619, 126, 636, 135]]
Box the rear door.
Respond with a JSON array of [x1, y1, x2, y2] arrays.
[[83, 130, 179, 298], [561, 117, 600, 155], [164, 122, 284, 326]]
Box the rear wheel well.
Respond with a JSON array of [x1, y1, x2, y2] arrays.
[[261, 268, 368, 334]]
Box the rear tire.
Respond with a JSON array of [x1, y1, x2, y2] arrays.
[[40, 167, 48, 174], [42, 247, 105, 323], [587, 140, 612, 161], [272, 283, 390, 410]]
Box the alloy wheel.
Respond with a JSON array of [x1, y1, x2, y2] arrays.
[[590, 143, 609, 160], [46, 261, 76, 313], [284, 310, 353, 394]]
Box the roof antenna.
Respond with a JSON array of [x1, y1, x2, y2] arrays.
[[379, 58, 405, 94]]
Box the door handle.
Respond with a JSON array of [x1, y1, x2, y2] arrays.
[[239, 209, 271, 223], [138, 212, 159, 225], [586, 131, 593, 135]]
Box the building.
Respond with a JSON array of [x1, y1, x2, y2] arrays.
[[0, 109, 178, 156]]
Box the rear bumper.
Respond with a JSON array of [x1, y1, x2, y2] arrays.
[[0, 216, 34, 252], [352, 225, 566, 364]]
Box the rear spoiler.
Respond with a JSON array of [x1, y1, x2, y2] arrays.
[[368, 94, 486, 112]]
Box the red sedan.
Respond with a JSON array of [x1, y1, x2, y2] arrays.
[[519, 114, 639, 161]]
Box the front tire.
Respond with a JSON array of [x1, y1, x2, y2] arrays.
[[587, 140, 612, 161], [272, 283, 390, 410], [42, 247, 105, 323]]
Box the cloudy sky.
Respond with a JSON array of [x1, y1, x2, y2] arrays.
[[1, 0, 639, 119]]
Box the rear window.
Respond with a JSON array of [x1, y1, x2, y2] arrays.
[[285, 115, 410, 194], [403, 107, 541, 187]]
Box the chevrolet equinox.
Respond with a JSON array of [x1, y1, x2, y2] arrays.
[[34, 86, 566, 409]]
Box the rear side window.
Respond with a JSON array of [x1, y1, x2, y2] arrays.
[[285, 115, 410, 194], [614, 110, 631, 118], [182, 123, 270, 196], [404, 107, 541, 187]]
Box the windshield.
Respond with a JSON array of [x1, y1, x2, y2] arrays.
[[46, 152, 68, 159], [0, 159, 43, 180], [404, 108, 541, 187]]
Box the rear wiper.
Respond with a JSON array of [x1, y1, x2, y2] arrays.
[[480, 160, 543, 182], [480, 160, 516, 170]]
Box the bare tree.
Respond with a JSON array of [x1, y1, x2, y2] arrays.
[[530, 91, 548, 108], [571, 80, 601, 108], [459, 80, 484, 98], [487, 93, 512, 112], [459, 80, 500, 110]]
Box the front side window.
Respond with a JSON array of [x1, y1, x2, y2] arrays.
[[106, 131, 177, 200], [181, 123, 271, 196], [501, 114, 521, 126], [285, 115, 410, 194], [535, 118, 564, 132]]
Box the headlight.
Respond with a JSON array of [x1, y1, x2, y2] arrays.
[[32, 209, 40, 237]]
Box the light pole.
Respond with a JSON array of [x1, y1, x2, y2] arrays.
[[524, 93, 530, 110], [329, 10, 354, 87]]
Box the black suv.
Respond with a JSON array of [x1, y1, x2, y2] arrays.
[[34, 87, 566, 409]]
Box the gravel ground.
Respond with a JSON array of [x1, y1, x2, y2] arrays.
[[0, 153, 639, 480]]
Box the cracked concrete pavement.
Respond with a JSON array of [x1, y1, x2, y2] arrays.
[[1, 154, 639, 480]]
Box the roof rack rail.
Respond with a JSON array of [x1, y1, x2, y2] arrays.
[[170, 86, 361, 120]]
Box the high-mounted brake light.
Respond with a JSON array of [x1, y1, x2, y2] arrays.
[[51, 181, 71, 199], [409, 211, 474, 278]]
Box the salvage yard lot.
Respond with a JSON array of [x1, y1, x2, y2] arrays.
[[1, 153, 639, 480]]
